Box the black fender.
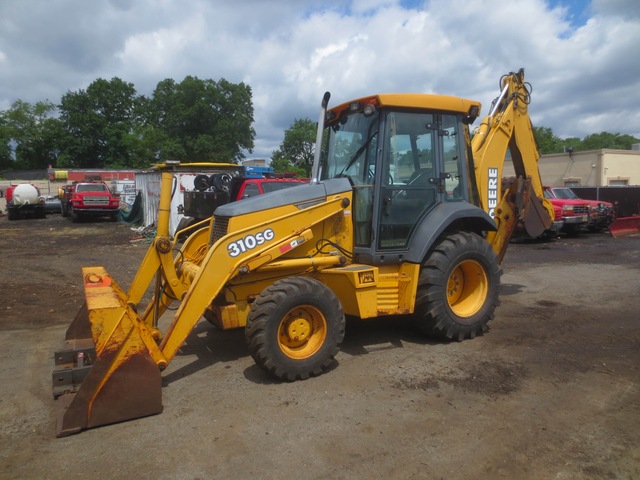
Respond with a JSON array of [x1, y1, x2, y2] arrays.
[[404, 202, 497, 264]]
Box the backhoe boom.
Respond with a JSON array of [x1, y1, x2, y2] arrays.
[[471, 69, 553, 260]]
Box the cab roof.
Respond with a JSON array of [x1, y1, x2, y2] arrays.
[[328, 93, 481, 121]]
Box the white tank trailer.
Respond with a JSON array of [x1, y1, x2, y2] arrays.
[[7, 184, 46, 220]]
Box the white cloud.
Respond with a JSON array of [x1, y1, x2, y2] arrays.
[[116, 19, 204, 74], [0, 0, 639, 158]]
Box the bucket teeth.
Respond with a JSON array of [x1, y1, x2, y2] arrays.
[[52, 338, 95, 398]]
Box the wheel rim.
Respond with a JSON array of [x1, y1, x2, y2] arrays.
[[446, 259, 489, 318], [278, 305, 327, 359]]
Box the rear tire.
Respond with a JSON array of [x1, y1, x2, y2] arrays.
[[415, 231, 501, 341], [245, 276, 345, 381]]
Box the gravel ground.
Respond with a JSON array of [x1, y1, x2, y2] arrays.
[[0, 210, 639, 480]]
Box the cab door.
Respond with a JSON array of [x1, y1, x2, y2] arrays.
[[376, 111, 463, 250]]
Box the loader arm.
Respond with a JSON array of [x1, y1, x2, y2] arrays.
[[471, 68, 554, 261], [136, 221, 212, 332], [53, 179, 350, 436], [158, 193, 349, 363]]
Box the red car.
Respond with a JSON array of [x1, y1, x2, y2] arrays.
[[542, 188, 589, 236], [544, 187, 615, 232]]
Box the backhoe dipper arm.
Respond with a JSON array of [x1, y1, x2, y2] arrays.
[[471, 68, 553, 261]]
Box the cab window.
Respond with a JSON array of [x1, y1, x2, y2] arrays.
[[442, 114, 463, 201]]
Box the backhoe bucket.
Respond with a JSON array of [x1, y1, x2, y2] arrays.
[[610, 216, 640, 238], [53, 267, 164, 437], [522, 193, 552, 239]]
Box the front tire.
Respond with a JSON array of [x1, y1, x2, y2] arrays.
[[245, 277, 345, 381], [415, 231, 501, 341], [70, 206, 80, 223]]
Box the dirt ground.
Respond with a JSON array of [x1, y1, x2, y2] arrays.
[[0, 208, 639, 480]]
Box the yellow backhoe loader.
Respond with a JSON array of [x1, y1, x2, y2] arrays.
[[52, 68, 553, 437]]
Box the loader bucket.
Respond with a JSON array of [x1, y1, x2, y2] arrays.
[[53, 267, 164, 437], [610, 216, 640, 238]]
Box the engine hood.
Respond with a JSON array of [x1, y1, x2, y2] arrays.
[[214, 178, 352, 217]]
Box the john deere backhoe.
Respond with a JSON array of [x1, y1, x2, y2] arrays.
[[52, 68, 553, 437]]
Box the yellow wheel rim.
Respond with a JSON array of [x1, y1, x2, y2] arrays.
[[278, 306, 327, 359], [446, 259, 489, 318]]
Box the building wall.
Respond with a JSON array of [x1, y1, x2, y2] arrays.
[[601, 151, 640, 186], [48, 169, 137, 182], [242, 159, 267, 167], [538, 149, 640, 187]]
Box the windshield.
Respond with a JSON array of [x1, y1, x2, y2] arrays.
[[77, 184, 108, 193], [319, 110, 379, 184], [552, 188, 579, 200]]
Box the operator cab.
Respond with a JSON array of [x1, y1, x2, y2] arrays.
[[319, 94, 481, 263]]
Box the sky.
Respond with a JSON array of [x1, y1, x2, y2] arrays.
[[1, 0, 639, 161]]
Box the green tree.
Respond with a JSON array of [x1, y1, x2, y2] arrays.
[[270, 150, 306, 177], [561, 137, 583, 152], [580, 132, 639, 151], [2, 100, 62, 169], [0, 112, 13, 170], [533, 126, 565, 154], [58, 77, 142, 168], [147, 76, 255, 163], [271, 118, 316, 176], [533, 126, 640, 154]]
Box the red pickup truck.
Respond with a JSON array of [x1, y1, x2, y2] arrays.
[[543, 187, 589, 236], [60, 181, 120, 222], [544, 187, 615, 232]]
